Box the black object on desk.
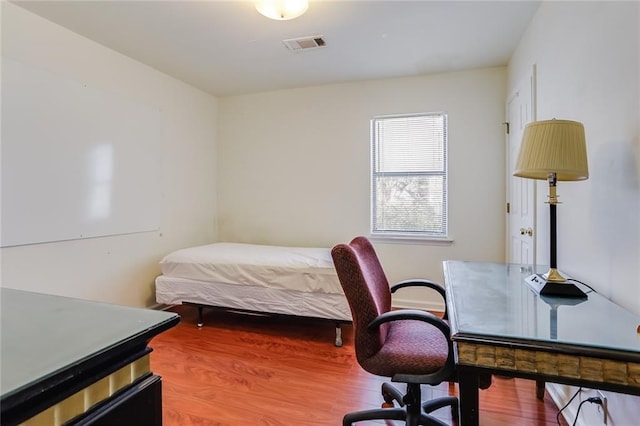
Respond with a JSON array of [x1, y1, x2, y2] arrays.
[[0, 288, 179, 426], [524, 273, 588, 298]]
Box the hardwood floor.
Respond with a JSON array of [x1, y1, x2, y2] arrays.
[[151, 305, 567, 425]]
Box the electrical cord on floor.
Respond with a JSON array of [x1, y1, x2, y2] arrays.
[[571, 397, 604, 426], [556, 387, 582, 425]]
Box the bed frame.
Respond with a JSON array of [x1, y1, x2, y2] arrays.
[[182, 301, 347, 347], [155, 243, 352, 347]]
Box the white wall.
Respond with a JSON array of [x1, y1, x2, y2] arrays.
[[0, 3, 507, 313], [0, 3, 219, 307], [508, 1, 640, 424], [218, 67, 507, 310]]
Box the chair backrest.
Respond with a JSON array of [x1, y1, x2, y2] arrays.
[[331, 236, 392, 363]]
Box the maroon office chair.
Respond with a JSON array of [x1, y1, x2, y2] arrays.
[[331, 236, 458, 426]]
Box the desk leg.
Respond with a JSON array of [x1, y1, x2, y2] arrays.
[[536, 380, 546, 400], [458, 368, 480, 426]]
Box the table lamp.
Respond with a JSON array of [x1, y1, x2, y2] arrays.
[[513, 119, 589, 298]]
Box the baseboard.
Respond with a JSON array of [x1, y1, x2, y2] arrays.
[[547, 383, 640, 426], [148, 303, 172, 311], [391, 297, 445, 313]]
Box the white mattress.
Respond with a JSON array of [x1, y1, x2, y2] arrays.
[[155, 275, 351, 321], [159, 242, 342, 294]]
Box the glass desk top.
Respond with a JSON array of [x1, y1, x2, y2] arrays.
[[0, 288, 179, 401], [443, 261, 640, 359]]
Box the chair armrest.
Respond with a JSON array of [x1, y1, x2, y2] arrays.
[[390, 279, 449, 319], [367, 309, 450, 341]]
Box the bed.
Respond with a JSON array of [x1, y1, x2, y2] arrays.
[[155, 242, 352, 346]]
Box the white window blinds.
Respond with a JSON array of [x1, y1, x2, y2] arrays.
[[371, 113, 448, 237]]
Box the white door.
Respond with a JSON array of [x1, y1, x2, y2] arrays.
[[506, 69, 536, 265]]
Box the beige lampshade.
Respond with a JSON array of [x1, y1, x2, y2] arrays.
[[514, 119, 589, 181]]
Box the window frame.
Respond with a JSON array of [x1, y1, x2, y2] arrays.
[[369, 112, 451, 243]]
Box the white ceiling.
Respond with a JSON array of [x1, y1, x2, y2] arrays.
[[12, 0, 541, 97]]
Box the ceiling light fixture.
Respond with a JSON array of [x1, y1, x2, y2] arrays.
[[255, 0, 309, 21]]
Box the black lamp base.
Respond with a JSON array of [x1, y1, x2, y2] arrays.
[[524, 274, 587, 298]]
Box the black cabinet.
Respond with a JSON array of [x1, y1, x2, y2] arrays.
[[77, 375, 162, 426], [0, 289, 179, 425]]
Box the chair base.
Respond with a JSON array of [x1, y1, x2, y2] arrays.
[[343, 383, 458, 426]]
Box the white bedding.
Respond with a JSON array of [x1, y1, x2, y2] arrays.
[[159, 242, 342, 294]]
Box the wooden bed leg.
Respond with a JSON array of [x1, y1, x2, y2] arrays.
[[335, 323, 343, 347], [197, 306, 204, 328]]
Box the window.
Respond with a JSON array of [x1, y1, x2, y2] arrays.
[[371, 112, 448, 239]]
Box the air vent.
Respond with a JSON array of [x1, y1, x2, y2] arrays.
[[283, 35, 326, 52]]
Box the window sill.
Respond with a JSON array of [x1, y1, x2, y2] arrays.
[[369, 234, 454, 246]]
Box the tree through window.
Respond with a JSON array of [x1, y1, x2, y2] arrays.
[[371, 113, 448, 238]]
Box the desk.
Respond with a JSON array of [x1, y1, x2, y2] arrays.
[[443, 261, 640, 426], [1, 288, 180, 425]]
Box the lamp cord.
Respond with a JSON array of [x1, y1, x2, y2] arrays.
[[556, 387, 582, 425], [572, 397, 604, 426], [567, 278, 597, 294], [556, 388, 604, 426]]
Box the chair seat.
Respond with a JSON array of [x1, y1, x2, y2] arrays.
[[361, 320, 449, 378]]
